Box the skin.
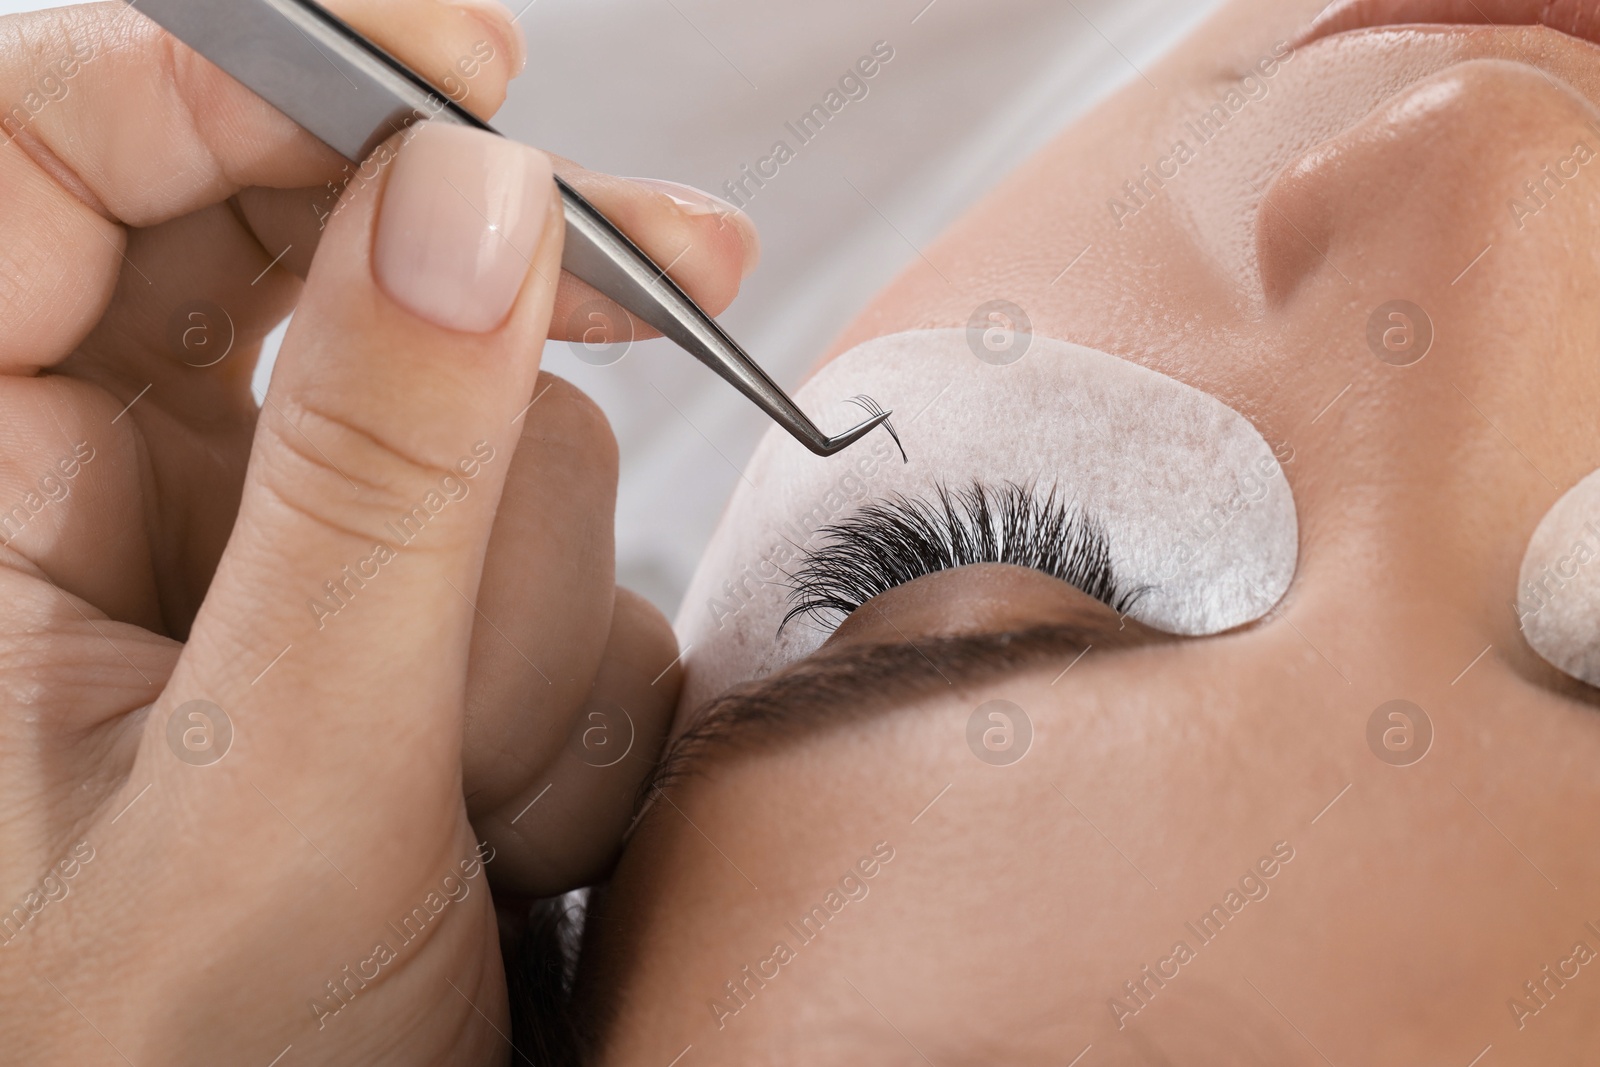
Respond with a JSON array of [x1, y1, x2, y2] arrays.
[[0, 0, 755, 1062], [581, 0, 1600, 1063]]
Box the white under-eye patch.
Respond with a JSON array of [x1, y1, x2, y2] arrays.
[[1517, 470, 1600, 686], [674, 330, 1300, 711]]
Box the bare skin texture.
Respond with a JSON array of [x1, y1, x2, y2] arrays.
[[0, 1, 760, 1063], [581, 1, 1600, 1064]]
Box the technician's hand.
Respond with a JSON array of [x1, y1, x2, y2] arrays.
[[0, 1, 753, 1062]]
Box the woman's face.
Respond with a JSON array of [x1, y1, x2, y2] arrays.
[[577, 0, 1600, 1061]]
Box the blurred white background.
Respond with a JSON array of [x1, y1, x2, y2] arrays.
[[1, 0, 1220, 615]]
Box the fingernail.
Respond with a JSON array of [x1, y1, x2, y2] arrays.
[[375, 123, 553, 334], [626, 177, 740, 217], [626, 177, 762, 278], [446, 0, 528, 76]]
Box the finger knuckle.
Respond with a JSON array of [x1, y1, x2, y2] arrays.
[[256, 397, 475, 532]]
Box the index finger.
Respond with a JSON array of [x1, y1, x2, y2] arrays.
[[0, 0, 524, 373]]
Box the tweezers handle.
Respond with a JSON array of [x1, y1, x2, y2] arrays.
[[133, 0, 888, 455], [130, 0, 639, 298]]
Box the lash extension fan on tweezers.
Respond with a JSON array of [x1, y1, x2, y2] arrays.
[[132, 0, 893, 457]]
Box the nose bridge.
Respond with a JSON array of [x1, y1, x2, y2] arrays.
[[1258, 59, 1600, 302], [1253, 59, 1600, 646]]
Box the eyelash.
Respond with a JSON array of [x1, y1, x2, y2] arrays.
[[780, 481, 1145, 632]]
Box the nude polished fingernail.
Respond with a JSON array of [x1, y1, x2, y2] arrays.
[[374, 123, 553, 334], [626, 177, 762, 277], [625, 177, 743, 218], [445, 0, 528, 75]]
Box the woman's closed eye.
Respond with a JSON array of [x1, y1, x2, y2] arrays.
[[781, 480, 1146, 634], [674, 330, 1300, 710]]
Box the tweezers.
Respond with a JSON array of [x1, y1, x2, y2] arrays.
[[131, 0, 891, 457]]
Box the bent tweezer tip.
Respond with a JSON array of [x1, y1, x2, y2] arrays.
[[555, 172, 894, 458], [133, 0, 891, 459]]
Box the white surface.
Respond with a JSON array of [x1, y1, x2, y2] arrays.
[[1519, 471, 1600, 687], [676, 331, 1299, 710], [2, 0, 1223, 615]]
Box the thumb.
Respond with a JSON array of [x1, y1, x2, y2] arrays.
[[165, 122, 561, 815]]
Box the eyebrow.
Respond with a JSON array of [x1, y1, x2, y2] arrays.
[[645, 619, 1166, 797]]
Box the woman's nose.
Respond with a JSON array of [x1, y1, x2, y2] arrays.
[[1253, 58, 1600, 662]]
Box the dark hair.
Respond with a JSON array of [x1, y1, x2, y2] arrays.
[[505, 895, 587, 1065]]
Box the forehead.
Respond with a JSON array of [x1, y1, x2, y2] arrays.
[[591, 628, 1600, 1064]]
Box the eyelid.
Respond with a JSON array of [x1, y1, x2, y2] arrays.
[[823, 561, 1170, 652]]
